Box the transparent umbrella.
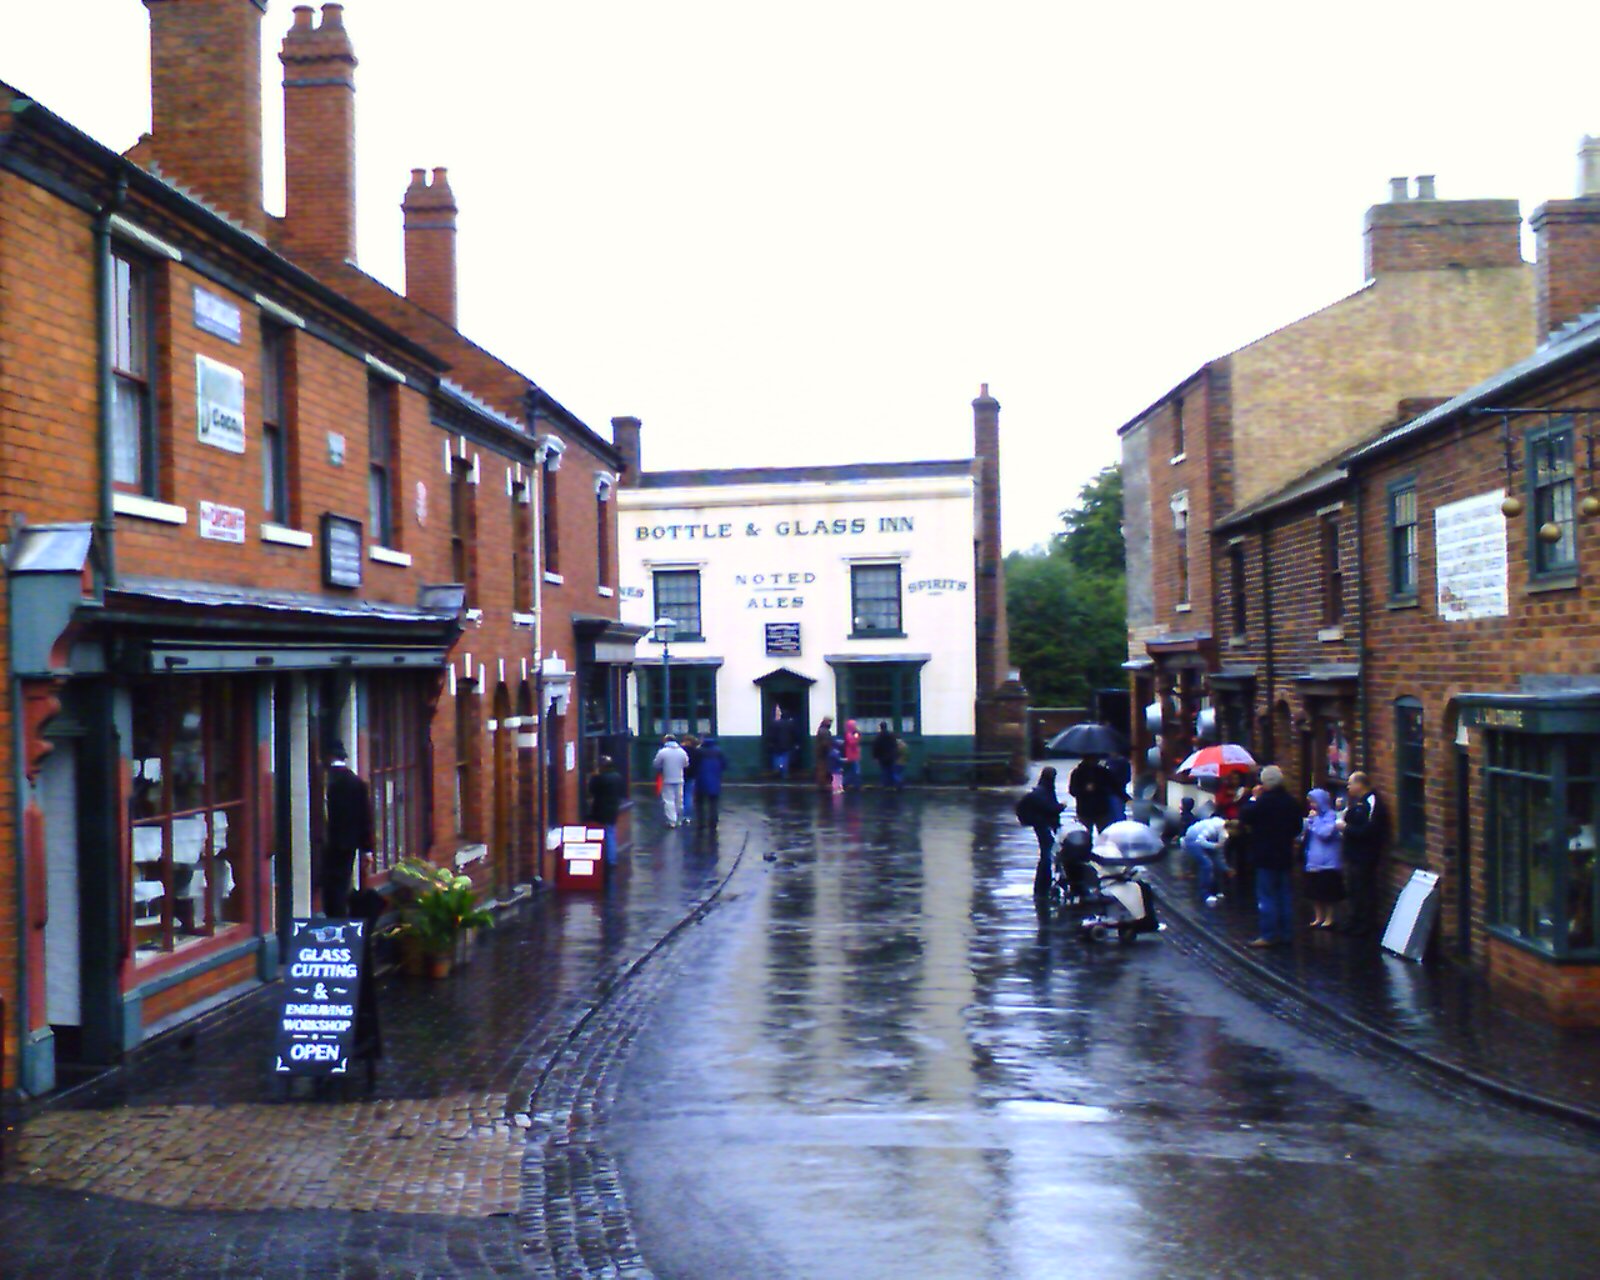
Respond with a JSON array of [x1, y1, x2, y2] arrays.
[[1094, 819, 1167, 865]]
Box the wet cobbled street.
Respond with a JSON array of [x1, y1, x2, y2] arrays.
[[611, 789, 1600, 1280], [6, 786, 1600, 1278]]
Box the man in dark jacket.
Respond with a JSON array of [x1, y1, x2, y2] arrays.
[[322, 743, 373, 918], [1068, 754, 1114, 832], [1338, 771, 1388, 935], [872, 721, 897, 788], [1240, 764, 1301, 947], [1018, 767, 1066, 900], [695, 738, 728, 829], [588, 756, 626, 868]]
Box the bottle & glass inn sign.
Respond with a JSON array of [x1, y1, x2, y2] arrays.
[[634, 514, 916, 542]]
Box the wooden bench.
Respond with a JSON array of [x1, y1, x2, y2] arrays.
[[922, 753, 1014, 787]]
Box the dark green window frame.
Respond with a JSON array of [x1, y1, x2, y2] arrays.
[[1395, 696, 1425, 849], [110, 245, 158, 497], [834, 661, 922, 737], [652, 569, 703, 642], [1527, 420, 1577, 579], [1388, 478, 1419, 600], [850, 563, 903, 637], [637, 664, 717, 739], [1484, 730, 1600, 960]]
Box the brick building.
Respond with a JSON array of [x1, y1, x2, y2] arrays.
[[0, 1, 628, 1098], [1121, 177, 1535, 779], [1130, 139, 1600, 1022]]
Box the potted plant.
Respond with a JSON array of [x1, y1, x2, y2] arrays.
[[386, 857, 494, 978]]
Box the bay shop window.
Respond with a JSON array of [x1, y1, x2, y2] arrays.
[[129, 677, 249, 961]]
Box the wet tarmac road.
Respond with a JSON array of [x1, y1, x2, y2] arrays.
[[612, 789, 1600, 1280]]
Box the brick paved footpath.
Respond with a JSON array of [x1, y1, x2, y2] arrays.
[[0, 796, 740, 1278]]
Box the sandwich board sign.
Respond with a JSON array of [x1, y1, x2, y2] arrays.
[[1381, 869, 1441, 962], [274, 917, 367, 1076]]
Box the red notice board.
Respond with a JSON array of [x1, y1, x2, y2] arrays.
[[555, 825, 606, 891]]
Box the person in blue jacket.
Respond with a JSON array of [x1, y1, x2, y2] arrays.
[[695, 737, 728, 830]]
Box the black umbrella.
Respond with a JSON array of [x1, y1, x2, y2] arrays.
[[1049, 722, 1128, 757]]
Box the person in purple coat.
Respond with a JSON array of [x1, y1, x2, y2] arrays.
[[1303, 788, 1346, 929]]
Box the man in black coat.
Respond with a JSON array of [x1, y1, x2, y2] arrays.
[[1339, 771, 1388, 935], [1068, 754, 1115, 832], [1240, 764, 1301, 947], [588, 755, 626, 868], [322, 743, 374, 918]]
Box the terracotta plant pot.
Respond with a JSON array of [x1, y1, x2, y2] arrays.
[[422, 949, 453, 980]]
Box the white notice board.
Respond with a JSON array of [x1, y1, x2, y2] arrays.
[[1435, 491, 1508, 622], [1382, 869, 1441, 962]]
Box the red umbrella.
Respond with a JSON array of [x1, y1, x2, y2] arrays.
[[1176, 744, 1257, 778]]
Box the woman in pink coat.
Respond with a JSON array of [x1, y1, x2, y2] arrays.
[[843, 719, 863, 790]]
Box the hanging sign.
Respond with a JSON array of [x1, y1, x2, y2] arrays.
[[196, 354, 246, 454], [274, 918, 367, 1076], [322, 513, 363, 589]]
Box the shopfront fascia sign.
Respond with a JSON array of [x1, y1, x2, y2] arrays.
[[198, 501, 246, 543], [1435, 490, 1508, 622], [766, 622, 801, 656], [196, 354, 246, 454], [321, 514, 363, 589], [634, 515, 915, 542], [193, 285, 243, 344]]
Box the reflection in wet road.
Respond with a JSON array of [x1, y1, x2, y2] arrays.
[[613, 789, 1600, 1279]]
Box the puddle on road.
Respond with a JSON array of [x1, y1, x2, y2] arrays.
[[997, 1099, 1114, 1124]]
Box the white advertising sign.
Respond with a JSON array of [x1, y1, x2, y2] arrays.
[[196, 354, 246, 454], [1434, 490, 1508, 622], [198, 501, 246, 543]]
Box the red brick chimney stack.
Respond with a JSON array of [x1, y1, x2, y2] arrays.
[[611, 417, 643, 485], [972, 383, 1008, 701], [402, 168, 459, 326], [1531, 138, 1600, 340], [280, 3, 359, 264], [143, 0, 269, 235], [1363, 175, 1522, 279]]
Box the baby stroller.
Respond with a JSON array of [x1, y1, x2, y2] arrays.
[[1051, 823, 1101, 908], [1077, 820, 1166, 944]]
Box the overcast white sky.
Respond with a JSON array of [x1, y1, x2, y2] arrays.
[[6, 2, 1600, 549]]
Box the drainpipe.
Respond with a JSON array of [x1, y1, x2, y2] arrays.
[[527, 388, 546, 877], [1354, 474, 1370, 768], [1260, 519, 1275, 761], [96, 173, 127, 589]]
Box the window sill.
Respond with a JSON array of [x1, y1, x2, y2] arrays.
[[1227, 634, 1247, 648], [113, 492, 187, 525], [260, 523, 313, 548], [369, 545, 411, 567], [452, 842, 488, 869], [850, 631, 908, 641], [1386, 595, 1420, 611], [1527, 574, 1579, 595], [544, 571, 565, 585], [1169, 453, 1187, 466], [1318, 627, 1345, 642], [1173, 603, 1192, 614], [511, 611, 536, 628], [465, 608, 483, 624], [1485, 924, 1600, 965], [597, 585, 615, 598]]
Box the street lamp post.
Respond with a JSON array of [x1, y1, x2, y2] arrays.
[[653, 616, 677, 738]]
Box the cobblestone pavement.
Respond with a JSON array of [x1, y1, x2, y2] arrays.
[[0, 797, 741, 1277]]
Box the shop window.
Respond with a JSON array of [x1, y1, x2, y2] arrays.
[[582, 663, 631, 789], [261, 321, 293, 524], [1396, 697, 1425, 849], [454, 686, 480, 841], [836, 662, 922, 737], [449, 453, 477, 603], [369, 677, 427, 870], [1228, 543, 1247, 639], [111, 248, 155, 494], [653, 569, 703, 640], [368, 377, 398, 547], [129, 678, 248, 961], [638, 664, 717, 738], [512, 479, 533, 614], [1389, 481, 1418, 600], [1321, 515, 1343, 626], [1485, 731, 1598, 957], [850, 563, 903, 636], [1528, 422, 1577, 577]]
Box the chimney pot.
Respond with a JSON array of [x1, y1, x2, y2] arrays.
[[980, 382, 989, 397], [1580, 136, 1600, 199], [292, 5, 314, 30], [320, 3, 345, 28], [1416, 174, 1437, 200], [1389, 177, 1410, 202]]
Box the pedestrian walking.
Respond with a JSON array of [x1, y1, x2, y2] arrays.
[[695, 736, 727, 829], [1183, 814, 1228, 906], [814, 716, 834, 789], [1303, 788, 1346, 929], [872, 720, 897, 788], [587, 755, 625, 868], [1338, 771, 1388, 935], [1016, 767, 1066, 900], [1068, 753, 1115, 832], [653, 734, 689, 827], [321, 742, 373, 918], [681, 734, 700, 824], [842, 719, 863, 790], [1240, 764, 1301, 947]]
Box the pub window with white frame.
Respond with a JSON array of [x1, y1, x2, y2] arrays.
[[111, 248, 156, 494], [653, 569, 703, 640]]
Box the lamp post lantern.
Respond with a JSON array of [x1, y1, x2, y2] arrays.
[[653, 616, 677, 738]]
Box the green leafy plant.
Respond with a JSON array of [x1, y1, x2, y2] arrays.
[[385, 857, 494, 955]]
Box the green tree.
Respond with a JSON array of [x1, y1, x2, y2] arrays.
[[1007, 463, 1126, 708]]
